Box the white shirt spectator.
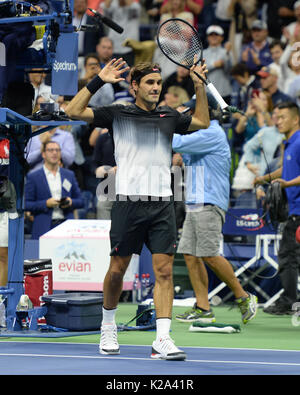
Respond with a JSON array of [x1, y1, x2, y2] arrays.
[[43, 165, 64, 220]]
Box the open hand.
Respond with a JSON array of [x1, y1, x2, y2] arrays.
[[99, 58, 130, 84]]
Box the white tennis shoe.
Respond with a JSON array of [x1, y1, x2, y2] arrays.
[[99, 323, 120, 355], [151, 336, 186, 360]]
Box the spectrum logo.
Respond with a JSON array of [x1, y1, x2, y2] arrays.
[[53, 60, 77, 72]]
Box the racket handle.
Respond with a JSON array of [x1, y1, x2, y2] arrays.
[[206, 82, 228, 111]]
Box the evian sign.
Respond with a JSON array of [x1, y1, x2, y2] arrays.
[[58, 251, 91, 273]]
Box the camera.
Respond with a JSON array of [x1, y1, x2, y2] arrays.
[[59, 197, 68, 208]]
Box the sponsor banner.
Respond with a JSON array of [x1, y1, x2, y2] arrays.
[[39, 220, 139, 291], [51, 32, 78, 95], [222, 208, 275, 235]]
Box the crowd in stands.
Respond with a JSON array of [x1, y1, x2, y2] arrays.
[[2, 0, 300, 239]]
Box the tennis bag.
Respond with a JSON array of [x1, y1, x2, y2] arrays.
[[24, 259, 53, 322]]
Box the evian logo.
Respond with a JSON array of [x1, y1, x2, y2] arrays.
[[236, 214, 264, 231], [58, 251, 91, 272], [53, 60, 77, 72]]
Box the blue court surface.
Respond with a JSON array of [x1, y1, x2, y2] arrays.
[[1, 342, 300, 375]]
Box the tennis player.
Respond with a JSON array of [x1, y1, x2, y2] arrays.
[[66, 57, 209, 360]]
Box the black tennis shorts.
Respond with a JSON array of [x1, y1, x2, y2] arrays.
[[110, 196, 177, 256]]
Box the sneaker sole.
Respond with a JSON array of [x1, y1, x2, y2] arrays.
[[175, 317, 216, 323], [151, 351, 187, 361], [99, 348, 120, 355]]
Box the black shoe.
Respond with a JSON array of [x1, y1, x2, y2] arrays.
[[263, 304, 293, 315]]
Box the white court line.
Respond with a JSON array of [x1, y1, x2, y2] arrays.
[[1, 341, 300, 354], [0, 353, 300, 367]]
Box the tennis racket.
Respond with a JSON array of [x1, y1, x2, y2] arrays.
[[157, 18, 244, 115]]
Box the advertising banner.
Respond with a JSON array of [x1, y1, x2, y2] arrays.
[[51, 32, 78, 95], [39, 220, 139, 291]]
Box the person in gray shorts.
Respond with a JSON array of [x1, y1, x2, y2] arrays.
[[172, 95, 258, 325]]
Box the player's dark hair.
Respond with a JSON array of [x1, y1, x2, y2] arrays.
[[130, 62, 161, 84]]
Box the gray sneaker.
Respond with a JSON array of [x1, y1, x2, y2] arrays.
[[175, 303, 216, 323], [236, 293, 258, 324]]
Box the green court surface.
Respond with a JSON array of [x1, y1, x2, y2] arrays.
[[0, 303, 299, 351]]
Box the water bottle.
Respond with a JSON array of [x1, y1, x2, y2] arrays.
[[132, 273, 141, 303], [141, 273, 147, 301], [0, 295, 6, 328], [145, 273, 150, 293]]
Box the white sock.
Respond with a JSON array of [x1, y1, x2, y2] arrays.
[[156, 318, 171, 339], [102, 307, 117, 326]]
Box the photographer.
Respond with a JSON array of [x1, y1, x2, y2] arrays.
[[25, 140, 83, 239], [254, 101, 300, 315]]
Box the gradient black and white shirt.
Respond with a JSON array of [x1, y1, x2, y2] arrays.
[[93, 104, 191, 197]]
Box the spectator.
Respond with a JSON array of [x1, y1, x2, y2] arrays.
[[159, 0, 203, 29], [242, 106, 283, 178], [102, 0, 141, 67], [96, 37, 114, 67], [72, 0, 104, 57], [95, 36, 133, 102], [257, 64, 293, 105], [26, 127, 76, 172], [269, 40, 286, 91], [203, 25, 233, 104], [230, 62, 260, 113], [28, 69, 58, 106], [214, 0, 232, 41], [235, 90, 273, 142], [158, 86, 190, 108], [145, 0, 164, 25], [264, 0, 297, 40], [282, 1, 300, 43], [280, 27, 300, 94], [160, 0, 194, 25], [286, 64, 300, 107], [160, 66, 195, 102], [241, 20, 273, 75], [25, 141, 84, 240], [227, 0, 258, 64]]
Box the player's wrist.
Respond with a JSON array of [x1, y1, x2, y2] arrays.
[[86, 75, 105, 94]]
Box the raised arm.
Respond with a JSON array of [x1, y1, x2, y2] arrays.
[[188, 61, 210, 131], [65, 58, 130, 123]]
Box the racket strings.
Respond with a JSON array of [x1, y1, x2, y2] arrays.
[[158, 20, 202, 66]]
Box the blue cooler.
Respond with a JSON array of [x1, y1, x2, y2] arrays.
[[41, 293, 103, 331]]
